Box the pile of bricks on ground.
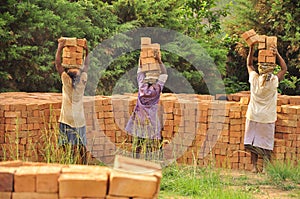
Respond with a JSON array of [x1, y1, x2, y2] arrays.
[[0, 156, 162, 199], [0, 92, 299, 170]]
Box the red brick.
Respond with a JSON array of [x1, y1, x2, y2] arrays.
[[61, 37, 77, 46], [259, 49, 273, 56], [58, 173, 107, 198], [245, 34, 259, 46], [4, 111, 21, 118], [0, 167, 16, 192], [266, 56, 276, 63], [140, 49, 148, 58], [266, 36, 277, 49], [141, 37, 151, 45], [0, 192, 11, 199], [258, 42, 266, 50], [241, 29, 256, 40], [12, 192, 58, 199], [36, 166, 62, 193], [109, 170, 158, 198], [258, 55, 266, 63], [106, 195, 129, 199], [76, 45, 84, 53], [14, 166, 39, 192], [76, 38, 86, 47]]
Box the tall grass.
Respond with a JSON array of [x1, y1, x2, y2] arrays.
[[1, 107, 97, 165]]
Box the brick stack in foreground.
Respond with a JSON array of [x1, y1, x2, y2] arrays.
[[0, 156, 162, 199]]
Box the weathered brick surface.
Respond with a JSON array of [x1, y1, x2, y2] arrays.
[[106, 195, 130, 199], [58, 173, 108, 198], [14, 166, 39, 192], [12, 192, 58, 199], [0, 167, 16, 192], [0, 192, 12, 199], [109, 170, 158, 198], [0, 159, 162, 198], [36, 166, 62, 193]]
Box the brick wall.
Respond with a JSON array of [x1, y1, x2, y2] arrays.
[[0, 92, 299, 170]]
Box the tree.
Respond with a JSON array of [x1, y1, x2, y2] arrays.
[[0, 0, 233, 95], [223, 0, 300, 95], [0, 0, 118, 92]]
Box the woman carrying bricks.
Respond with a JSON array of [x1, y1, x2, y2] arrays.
[[55, 38, 89, 164], [125, 50, 168, 160], [244, 43, 287, 173]]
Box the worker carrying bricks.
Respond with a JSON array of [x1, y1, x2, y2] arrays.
[[55, 37, 89, 164], [125, 37, 168, 159], [242, 30, 287, 173]]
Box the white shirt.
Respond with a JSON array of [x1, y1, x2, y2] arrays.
[[246, 71, 278, 123], [59, 71, 87, 128]]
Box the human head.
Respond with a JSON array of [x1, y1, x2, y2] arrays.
[[144, 71, 160, 84], [258, 63, 275, 76], [66, 68, 82, 88]]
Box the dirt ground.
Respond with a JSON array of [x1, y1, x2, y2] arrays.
[[220, 169, 300, 199]]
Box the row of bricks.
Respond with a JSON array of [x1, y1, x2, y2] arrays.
[[1, 92, 300, 111], [0, 158, 161, 199], [178, 142, 300, 170]]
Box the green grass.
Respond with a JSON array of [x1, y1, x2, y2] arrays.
[[265, 160, 300, 191], [160, 164, 252, 199]]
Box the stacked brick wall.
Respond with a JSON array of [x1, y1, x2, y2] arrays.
[[0, 92, 300, 170]]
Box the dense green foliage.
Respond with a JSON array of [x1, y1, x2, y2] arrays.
[[0, 0, 119, 92], [0, 0, 299, 95], [223, 0, 300, 95]]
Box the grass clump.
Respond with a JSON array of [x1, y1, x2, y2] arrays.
[[265, 160, 300, 191], [160, 164, 252, 199]]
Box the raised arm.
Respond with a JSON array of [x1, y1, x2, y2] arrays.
[[82, 40, 89, 73], [247, 44, 256, 73], [55, 38, 65, 75], [271, 45, 287, 81], [154, 50, 167, 74]]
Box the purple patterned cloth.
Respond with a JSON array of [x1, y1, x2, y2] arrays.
[[125, 71, 167, 139]]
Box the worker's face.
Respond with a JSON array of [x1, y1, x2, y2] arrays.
[[66, 68, 81, 88], [67, 68, 81, 77]]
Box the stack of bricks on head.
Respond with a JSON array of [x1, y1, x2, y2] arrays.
[[58, 37, 87, 69], [241, 29, 277, 64], [0, 155, 162, 199], [140, 37, 161, 81]]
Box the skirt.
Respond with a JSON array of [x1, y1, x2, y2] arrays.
[[244, 119, 275, 150]]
